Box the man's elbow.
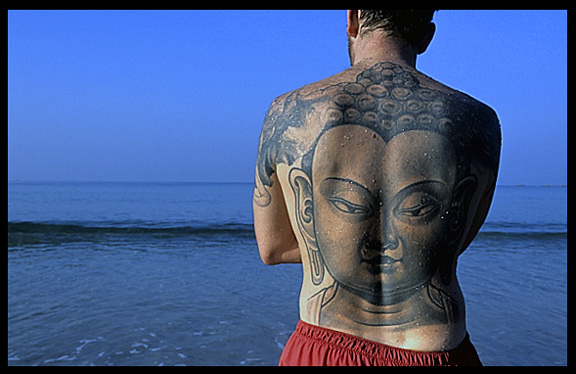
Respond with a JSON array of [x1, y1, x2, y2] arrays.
[[259, 250, 282, 266], [260, 253, 281, 266], [258, 240, 301, 265]]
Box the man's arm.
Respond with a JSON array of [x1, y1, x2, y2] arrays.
[[460, 105, 502, 253], [253, 96, 302, 265], [253, 171, 301, 265]]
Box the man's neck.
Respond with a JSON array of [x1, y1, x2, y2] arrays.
[[351, 32, 418, 69]]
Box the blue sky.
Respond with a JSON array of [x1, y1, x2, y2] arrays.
[[8, 10, 567, 185]]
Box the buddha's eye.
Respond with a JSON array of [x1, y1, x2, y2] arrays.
[[397, 200, 436, 217], [320, 177, 374, 222], [394, 192, 441, 223], [329, 197, 371, 216]]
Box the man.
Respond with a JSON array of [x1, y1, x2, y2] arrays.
[[253, 10, 501, 366]]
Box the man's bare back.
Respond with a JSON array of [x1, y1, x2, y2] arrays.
[[253, 10, 500, 360]]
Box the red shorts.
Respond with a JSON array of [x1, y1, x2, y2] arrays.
[[279, 320, 482, 366]]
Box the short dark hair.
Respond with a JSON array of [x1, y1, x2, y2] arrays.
[[359, 10, 437, 46]]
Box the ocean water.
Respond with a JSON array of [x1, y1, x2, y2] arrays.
[[8, 182, 566, 366]]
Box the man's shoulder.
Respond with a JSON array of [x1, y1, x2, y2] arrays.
[[412, 69, 497, 115], [415, 71, 501, 170], [269, 67, 357, 106]]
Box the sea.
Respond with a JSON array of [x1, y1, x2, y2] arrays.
[[8, 182, 567, 366]]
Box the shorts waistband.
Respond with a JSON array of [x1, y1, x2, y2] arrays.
[[292, 320, 474, 366]]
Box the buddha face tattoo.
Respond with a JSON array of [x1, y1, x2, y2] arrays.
[[255, 62, 500, 323]]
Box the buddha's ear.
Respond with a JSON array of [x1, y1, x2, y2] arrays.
[[289, 168, 324, 285], [289, 169, 314, 237], [448, 175, 478, 248]]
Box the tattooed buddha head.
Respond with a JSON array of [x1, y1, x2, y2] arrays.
[[256, 62, 499, 302]]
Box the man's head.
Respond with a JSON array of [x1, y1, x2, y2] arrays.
[[359, 10, 437, 45], [347, 10, 437, 65]]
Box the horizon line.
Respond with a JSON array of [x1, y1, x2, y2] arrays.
[[7, 180, 567, 188]]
